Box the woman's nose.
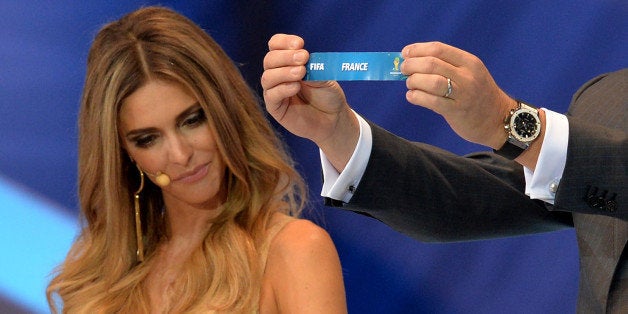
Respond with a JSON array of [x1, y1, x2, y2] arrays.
[[167, 134, 193, 166]]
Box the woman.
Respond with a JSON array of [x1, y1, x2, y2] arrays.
[[47, 7, 346, 313]]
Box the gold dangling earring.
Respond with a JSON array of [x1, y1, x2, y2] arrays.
[[134, 164, 145, 262]]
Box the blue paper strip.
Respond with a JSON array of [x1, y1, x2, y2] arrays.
[[305, 52, 406, 81]]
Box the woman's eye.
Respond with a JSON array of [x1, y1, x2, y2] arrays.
[[182, 110, 207, 128], [133, 134, 157, 148]]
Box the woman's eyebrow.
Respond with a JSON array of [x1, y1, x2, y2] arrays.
[[124, 102, 201, 139], [175, 102, 202, 123]]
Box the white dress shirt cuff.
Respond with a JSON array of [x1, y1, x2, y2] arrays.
[[523, 108, 569, 204], [320, 111, 372, 203]]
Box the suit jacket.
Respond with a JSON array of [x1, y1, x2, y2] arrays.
[[332, 69, 627, 313]]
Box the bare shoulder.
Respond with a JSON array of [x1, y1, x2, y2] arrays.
[[269, 215, 337, 258], [271, 218, 335, 254], [263, 214, 347, 313]]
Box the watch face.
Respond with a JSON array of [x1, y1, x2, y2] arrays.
[[510, 109, 540, 142]]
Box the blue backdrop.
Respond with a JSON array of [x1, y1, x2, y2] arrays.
[[1, 1, 626, 313]]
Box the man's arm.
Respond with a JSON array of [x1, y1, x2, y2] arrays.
[[342, 122, 574, 242]]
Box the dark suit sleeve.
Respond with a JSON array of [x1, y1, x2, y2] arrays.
[[341, 122, 573, 243], [552, 69, 627, 220]]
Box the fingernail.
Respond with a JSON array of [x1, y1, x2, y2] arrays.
[[290, 66, 301, 76], [293, 51, 306, 63], [406, 90, 415, 99], [401, 47, 410, 57]]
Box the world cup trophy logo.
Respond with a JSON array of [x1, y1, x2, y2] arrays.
[[393, 57, 400, 71]]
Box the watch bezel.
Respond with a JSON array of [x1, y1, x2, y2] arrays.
[[508, 105, 541, 143], [494, 101, 541, 160]]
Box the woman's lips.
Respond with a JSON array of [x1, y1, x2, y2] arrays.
[[174, 163, 209, 184]]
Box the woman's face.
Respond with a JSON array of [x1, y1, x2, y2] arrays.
[[119, 79, 226, 210]]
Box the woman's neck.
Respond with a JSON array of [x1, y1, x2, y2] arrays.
[[161, 195, 223, 242]]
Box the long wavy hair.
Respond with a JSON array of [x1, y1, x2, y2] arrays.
[[46, 6, 306, 313]]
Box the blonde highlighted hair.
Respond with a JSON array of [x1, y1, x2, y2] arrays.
[[47, 6, 306, 313]]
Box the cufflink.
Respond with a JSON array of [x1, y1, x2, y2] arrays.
[[348, 185, 356, 193], [548, 180, 559, 194]]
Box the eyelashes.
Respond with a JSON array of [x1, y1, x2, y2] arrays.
[[181, 109, 207, 128], [130, 109, 208, 149], [132, 134, 157, 148]]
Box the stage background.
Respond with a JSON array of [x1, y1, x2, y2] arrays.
[[1, 1, 626, 313]]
